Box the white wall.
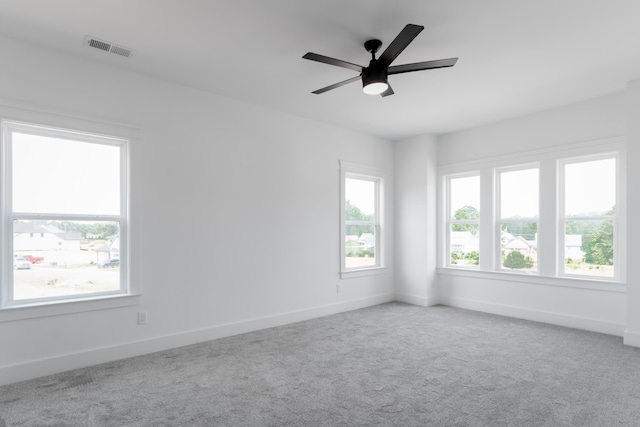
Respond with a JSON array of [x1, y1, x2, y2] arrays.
[[438, 93, 626, 165], [394, 135, 438, 306], [625, 79, 640, 346], [436, 92, 628, 336], [0, 35, 395, 385]]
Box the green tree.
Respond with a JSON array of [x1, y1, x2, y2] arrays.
[[503, 251, 534, 269], [464, 251, 480, 266], [582, 221, 614, 265], [565, 220, 599, 236], [452, 205, 479, 235], [345, 200, 373, 236], [49, 221, 119, 239], [581, 205, 615, 266], [450, 252, 461, 265]]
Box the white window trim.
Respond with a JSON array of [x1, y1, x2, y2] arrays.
[[438, 136, 626, 287], [437, 266, 626, 293], [0, 102, 140, 322], [444, 172, 480, 269], [340, 161, 386, 279]]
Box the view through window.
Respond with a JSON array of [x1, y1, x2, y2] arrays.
[[441, 141, 623, 283], [498, 167, 539, 273], [562, 156, 616, 278], [344, 176, 378, 269], [3, 122, 127, 305], [448, 175, 480, 267]]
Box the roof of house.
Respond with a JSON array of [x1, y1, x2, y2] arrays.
[[14, 223, 81, 240]]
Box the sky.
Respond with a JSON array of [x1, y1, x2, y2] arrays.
[[450, 175, 480, 216], [450, 158, 616, 219], [345, 178, 375, 215], [11, 132, 121, 216], [500, 168, 539, 218], [564, 158, 615, 215]]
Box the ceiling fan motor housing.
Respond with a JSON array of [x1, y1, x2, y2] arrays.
[[362, 59, 388, 90]]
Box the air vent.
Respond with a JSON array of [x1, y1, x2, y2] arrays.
[[84, 36, 133, 58]]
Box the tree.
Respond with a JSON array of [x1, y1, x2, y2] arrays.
[[582, 221, 613, 265], [452, 205, 479, 235], [346, 200, 366, 221], [464, 251, 480, 266], [345, 200, 373, 236], [49, 221, 119, 239], [503, 251, 534, 269], [565, 220, 599, 236], [581, 205, 615, 266]]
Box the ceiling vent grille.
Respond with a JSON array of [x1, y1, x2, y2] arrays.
[[84, 36, 133, 58]]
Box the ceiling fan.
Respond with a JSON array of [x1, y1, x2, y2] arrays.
[[302, 24, 458, 97]]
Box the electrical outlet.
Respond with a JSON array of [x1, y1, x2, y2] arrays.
[[138, 312, 147, 325], [336, 283, 341, 293]]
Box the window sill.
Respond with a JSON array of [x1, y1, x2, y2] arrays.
[[437, 267, 626, 293], [341, 266, 387, 279], [0, 293, 141, 323]]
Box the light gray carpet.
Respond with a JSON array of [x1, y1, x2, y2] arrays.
[[1, 303, 640, 426]]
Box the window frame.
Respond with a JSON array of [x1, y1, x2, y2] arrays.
[[0, 105, 138, 320], [445, 172, 481, 269], [558, 152, 620, 281], [340, 161, 386, 279], [438, 136, 626, 288]]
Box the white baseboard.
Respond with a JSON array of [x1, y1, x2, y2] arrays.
[[0, 293, 395, 386], [623, 330, 640, 347], [394, 292, 438, 307], [440, 295, 625, 337]]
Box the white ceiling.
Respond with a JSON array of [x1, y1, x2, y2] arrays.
[[1, 0, 639, 140]]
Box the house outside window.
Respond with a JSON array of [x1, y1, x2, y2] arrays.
[[340, 161, 385, 278], [1, 120, 129, 307]]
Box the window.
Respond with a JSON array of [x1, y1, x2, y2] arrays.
[[439, 137, 624, 285], [446, 174, 480, 267], [497, 166, 539, 273], [340, 161, 384, 277], [1, 121, 129, 307], [560, 155, 617, 278]]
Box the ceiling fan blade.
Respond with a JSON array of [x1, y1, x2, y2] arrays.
[[388, 58, 458, 75], [302, 52, 363, 72], [311, 75, 361, 94], [378, 24, 424, 66], [380, 85, 394, 97]]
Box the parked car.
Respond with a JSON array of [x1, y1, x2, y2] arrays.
[[23, 254, 44, 263], [98, 259, 120, 269], [13, 256, 32, 270]]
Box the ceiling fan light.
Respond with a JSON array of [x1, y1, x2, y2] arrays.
[[363, 81, 389, 95], [362, 62, 389, 95]]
